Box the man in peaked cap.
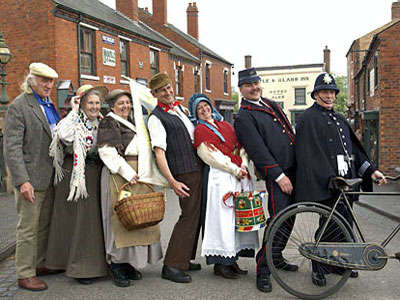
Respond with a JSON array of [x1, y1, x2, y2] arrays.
[[147, 72, 202, 283], [4, 62, 62, 291], [234, 68, 298, 293], [295, 72, 386, 286]]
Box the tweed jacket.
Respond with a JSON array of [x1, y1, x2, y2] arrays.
[[234, 98, 296, 183], [3, 92, 54, 190]]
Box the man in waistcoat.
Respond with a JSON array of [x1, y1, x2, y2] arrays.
[[234, 68, 298, 293], [147, 72, 202, 283], [295, 72, 386, 286], [4, 63, 62, 291]]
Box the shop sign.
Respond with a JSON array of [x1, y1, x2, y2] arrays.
[[102, 35, 115, 45], [103, 48, 116, 66], [104, 75, 116, 84]]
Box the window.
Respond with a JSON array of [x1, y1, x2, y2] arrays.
[[175, 65, 183, 97], [120, 39, 129, 77], [80, 27, 95, 75], [205, 63, 211, 91], [194, 70, 200, 93], [150, 49, 159, 77], [223, 69, 228, 94], [290, 110, 304, 127], [294, 88, 306, 105]]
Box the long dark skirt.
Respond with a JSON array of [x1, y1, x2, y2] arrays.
[[46, 156, 108, 278]]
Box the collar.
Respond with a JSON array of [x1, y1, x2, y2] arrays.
[[313, 102, 335, 114], [157, 100, 180, 112], [32, 88, 50, 104], [107, 112, 136, 132], [243, 98, 262, 106]]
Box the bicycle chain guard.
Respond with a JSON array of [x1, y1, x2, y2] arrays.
[[299, 242, 388, 271]]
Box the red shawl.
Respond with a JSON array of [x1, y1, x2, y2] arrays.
[[194, 120, 242, 167]]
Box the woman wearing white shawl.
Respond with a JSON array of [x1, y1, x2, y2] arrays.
[[46, 85, 108, 284]]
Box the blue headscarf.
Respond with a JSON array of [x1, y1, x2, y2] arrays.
[[188, 93, 225, 142]]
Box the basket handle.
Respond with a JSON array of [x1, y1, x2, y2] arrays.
[[117, 180, 155, 201]]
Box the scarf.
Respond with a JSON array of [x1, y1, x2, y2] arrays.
[[32, 89, 60, 125], [49, 109, 101, 201], [157, 100, 180, 112], [198, 119, 225, 143]]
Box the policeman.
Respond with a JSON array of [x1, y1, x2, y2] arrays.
[[295, 72, 386, 286]]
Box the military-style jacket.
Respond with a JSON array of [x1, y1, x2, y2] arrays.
[[234, 98, 295, 182], [295, 103, 375, 202]]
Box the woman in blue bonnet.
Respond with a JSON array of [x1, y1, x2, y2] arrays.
[[189, 93, 259, 279]]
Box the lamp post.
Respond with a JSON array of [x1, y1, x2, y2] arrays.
[[0, 31, 12, 111]]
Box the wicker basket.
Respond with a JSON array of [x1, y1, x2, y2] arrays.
[[114, 181, 165, 230]]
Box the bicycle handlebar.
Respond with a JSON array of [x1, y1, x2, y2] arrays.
[[385, 175, 400, 181]]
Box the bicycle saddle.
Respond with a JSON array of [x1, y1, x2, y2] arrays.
[[332, 177, 363, 190]]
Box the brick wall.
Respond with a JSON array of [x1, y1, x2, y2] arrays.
[[377, 25, 400, 174], [0, 0, 57, 102]]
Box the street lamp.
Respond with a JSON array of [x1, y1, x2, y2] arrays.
[[0, 31, 12, 110]]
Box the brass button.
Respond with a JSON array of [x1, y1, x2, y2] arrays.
[[290, 142, 293, 145], [282, 130, 286, 133], [274, 118, 277, 122]]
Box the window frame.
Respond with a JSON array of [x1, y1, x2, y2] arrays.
[[150, 49, 159, 78], [205, 63, 211, 92], [223, 69, 228, 94], [175, 65, 183, 97], [120, 39, 130, 77], [80, 27, 96, 75], [294, 87, 306, 105]]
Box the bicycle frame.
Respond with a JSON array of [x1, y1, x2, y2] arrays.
[[316, 189, 400, 249]]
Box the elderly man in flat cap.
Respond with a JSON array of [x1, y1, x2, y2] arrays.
[[147, 72, 202, 283], [234, 68, 298, 293], [4, 62, 62, 291]]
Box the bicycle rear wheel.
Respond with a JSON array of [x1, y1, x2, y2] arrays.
[[266, 205, 353, 300]]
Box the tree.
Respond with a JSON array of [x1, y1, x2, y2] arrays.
[[231, 87, 240, 113], [333, 75, 348, 115]]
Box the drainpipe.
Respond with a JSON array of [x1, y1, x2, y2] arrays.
[[77, 14, 82, 87]]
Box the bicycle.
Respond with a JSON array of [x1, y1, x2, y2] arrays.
[[264, 175, 400, 299]]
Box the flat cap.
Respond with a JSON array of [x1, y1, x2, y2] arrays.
[[29, 62, 58, 79], [149, 72, 171, 91]]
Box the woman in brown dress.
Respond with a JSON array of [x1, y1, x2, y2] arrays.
[[46, 85, 108, 284], [97, 89, 162, 288]]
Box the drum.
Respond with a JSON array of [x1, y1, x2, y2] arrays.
[[223, 191, 266, 232]]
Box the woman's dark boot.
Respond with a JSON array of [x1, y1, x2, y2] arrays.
[[214, 264, 239, 279], [109, 263, 130, 287]]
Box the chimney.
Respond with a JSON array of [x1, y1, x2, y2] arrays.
[[153, 0, 167, 25], [323, 45, 331, 74], [392, 1, 400, 20], [187, 2, 199, 40], [116, 0, 138, 22], [245, 55, 252, 69]]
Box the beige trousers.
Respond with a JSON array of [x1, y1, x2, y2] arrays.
[[14, 186, 54, 279]]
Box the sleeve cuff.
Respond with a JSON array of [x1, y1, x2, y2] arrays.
[[275, 173, 285, 182]]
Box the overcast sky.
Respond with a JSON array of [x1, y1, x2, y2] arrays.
[[100, 0, 395, 81]]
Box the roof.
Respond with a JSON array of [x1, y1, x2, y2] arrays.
[[165, 23, 232, 65], [52, 0, 172, 47], [255, 63, 324, 72], [346, 19, 400, 57], [138, 21, 199, 63]]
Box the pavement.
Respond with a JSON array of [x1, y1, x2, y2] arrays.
[[0, 181, 399, 298]]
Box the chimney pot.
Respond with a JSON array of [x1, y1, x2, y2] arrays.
[[116, 0, 138, 22], [245, 55, 252, 69], [323, 46, 331, 74], [392, 1, 400, 20], [153, 0, 168, 25], [187, 1, 199, 39]]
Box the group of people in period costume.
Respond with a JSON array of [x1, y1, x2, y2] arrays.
[[3, 62, 387, 294]]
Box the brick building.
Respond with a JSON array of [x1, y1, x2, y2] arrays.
[[0, 0, 233, 119], [346, 1, 400, 175]]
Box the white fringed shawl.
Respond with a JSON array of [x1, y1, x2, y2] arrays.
[[49, 110, 100, 201]]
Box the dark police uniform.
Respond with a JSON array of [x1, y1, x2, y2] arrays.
[[234, 96, 296, 280]]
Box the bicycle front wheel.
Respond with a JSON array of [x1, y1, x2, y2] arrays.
[[266, 204, 353, 300]]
